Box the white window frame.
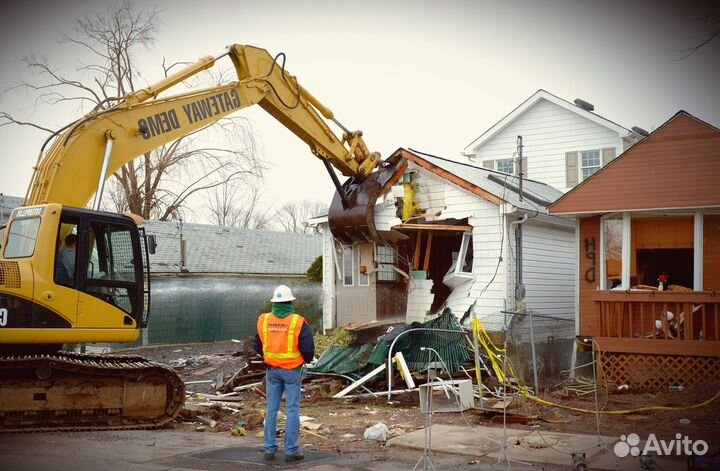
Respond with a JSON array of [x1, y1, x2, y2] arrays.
[[496, 159, 515, 175], [342, 244, 354, 286], [446, 232, 473, 276], [601, 211, 707, 291], [376, 244, 399, 282], [579, 149, 601, 182], [356, 245, 369, 286]]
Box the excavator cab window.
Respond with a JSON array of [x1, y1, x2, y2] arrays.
[[3, 217, 41, 259], [54, 220, 80, 288], [52, 208, 144, 323], [84, 220, 140, 316]]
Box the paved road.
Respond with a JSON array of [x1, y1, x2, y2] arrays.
[[0, 429, 548, 471]]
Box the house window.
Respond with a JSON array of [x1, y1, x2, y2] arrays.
[[357, 245, 369, 286], [602, 215, 623, 289], [631, 216, 694, 289], [446, 233, 473, 276], [342, 245, 354, 286], [705, 215, 720, 291], [496, 159, 514, 175], [376, 245, 398, 281], [580, 150, 601, 180]]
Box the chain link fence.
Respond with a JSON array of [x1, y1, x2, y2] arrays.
[[475, 310, 576, 389]]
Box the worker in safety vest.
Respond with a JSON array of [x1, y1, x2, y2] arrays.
[[253, 285, 315, 462]]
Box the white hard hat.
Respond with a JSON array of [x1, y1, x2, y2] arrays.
[[271, 285, 296, 302]]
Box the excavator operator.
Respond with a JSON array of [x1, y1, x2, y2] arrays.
[[253, 285, 315, 462]]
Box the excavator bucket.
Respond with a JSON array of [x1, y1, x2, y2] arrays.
[[328, 154, 407, 244]]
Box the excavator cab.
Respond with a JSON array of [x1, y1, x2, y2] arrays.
[[0, 205, 150, 345]]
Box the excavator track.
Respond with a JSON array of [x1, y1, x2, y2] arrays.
[[0, 351, 185, 432]]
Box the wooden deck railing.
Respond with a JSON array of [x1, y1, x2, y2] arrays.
[[591, 291, 720, 357]]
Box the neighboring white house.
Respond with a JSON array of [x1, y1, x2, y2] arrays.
[[462, 89, 644, 192], [313, 148, 575, 335]]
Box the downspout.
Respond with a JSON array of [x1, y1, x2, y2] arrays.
[[509, 213, 528, 309]]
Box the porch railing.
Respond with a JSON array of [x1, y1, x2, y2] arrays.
[[591, 291, 720, 357]]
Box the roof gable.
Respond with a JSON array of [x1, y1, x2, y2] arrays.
[[391, 148, 564, 212], [463, 89, 635, 154], [549, 112, 720, 215]]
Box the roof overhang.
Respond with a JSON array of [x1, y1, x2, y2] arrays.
[[462, 89, 637, 154], [391, 148, 503, 206]]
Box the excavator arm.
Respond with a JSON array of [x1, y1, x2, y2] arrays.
[[27, 44, 406, 241]]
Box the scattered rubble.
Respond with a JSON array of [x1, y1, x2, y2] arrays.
[[364, 423, 389, 442], [117, 330, 719, 453]]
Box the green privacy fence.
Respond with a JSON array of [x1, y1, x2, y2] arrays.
[[108, 276, 322, 349]]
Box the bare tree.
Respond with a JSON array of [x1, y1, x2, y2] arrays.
[[0, 1, 263, 220], [274, 200, 326, 234], [206, 179, 272, 229], [678, 0, 720, 58]]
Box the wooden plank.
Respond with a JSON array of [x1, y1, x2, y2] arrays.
[[413, 232, 423, 270], [397, 149, 503, 205], [593, 337, 720, 357], [394, 352, 415, 389], [333, 364, 386, 398], [640, 303, 645, 338], [423, 232, 434, 272], [591, 291, 720, 303], [394, 223, 473, 232], [684, 303, 692, 340]]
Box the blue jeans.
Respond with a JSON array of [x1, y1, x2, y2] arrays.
[[264, 367, 302, 455]]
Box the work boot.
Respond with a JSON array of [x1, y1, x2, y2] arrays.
[[263, 452, 275, 461], [285, 452, 304, 462]]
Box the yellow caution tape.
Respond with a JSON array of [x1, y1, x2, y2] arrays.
[[470, 317, 720, 415]]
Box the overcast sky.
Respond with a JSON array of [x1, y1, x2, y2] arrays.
[[1, 0, 718, 221]]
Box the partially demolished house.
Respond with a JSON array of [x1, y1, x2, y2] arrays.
[[315, 148, 574, 332]]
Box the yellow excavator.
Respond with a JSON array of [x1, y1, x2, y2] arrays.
[[0, 44, 406, 431]]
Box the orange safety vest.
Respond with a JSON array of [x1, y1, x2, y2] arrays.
[[257, 313, 306, 369]]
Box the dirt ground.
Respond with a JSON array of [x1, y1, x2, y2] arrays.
[[121, 340, 720, 454]]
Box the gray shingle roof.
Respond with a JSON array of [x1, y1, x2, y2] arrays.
[[144, 221, 322, 275], [0, 195, 23, 225], [406, 148, 565, 213]]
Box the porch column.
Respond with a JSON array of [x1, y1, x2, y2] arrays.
[[621, 212, 631, 289], [694, 212, 703, 291]]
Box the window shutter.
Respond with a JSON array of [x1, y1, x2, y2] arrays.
[[566, 151, 578, 187], [602, 147, 616, 166], [482, 160, 495, 170]]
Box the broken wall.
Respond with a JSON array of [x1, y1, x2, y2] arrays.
[[389, 166, 508, 323]]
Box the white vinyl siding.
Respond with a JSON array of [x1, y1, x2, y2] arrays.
[[320, 225, 336, 331], [470, 99, 623, 192], [520, 222, 576, 332]]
